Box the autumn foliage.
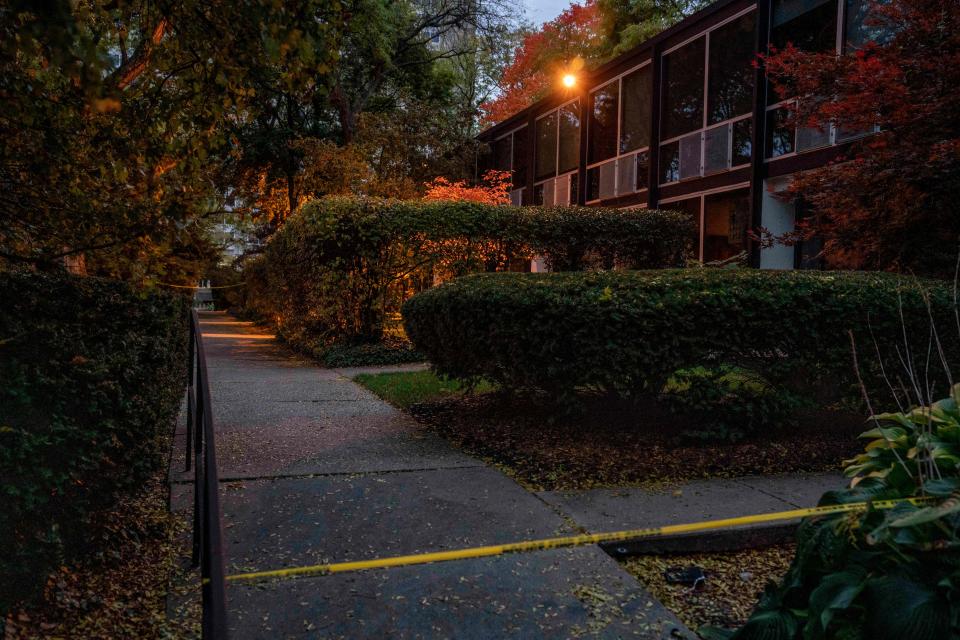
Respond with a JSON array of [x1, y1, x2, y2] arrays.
[[763, 0, 960, 276], [423, 170, 513, 204], [480, 1, 602, 125]]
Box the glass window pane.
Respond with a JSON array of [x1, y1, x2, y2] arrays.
[[771, 0, 838, 53], [617, 154, 636, 196], [599, 160, 616, 200], [620, 65, 652, 153], [533, 182, 545, 205], [535, 112, 558, 181], [493, 136, 511, 172], [512, 126, 529, 186], [796, 124, 830, 151], [635, 152, 650, 191], [661, 37, 706, 140], [708, 12, 757, 123], [844, 0, 891, 50], [679, 132, 702, 180], [569, 173, 579, 205], [703, 188, 750, 262], [558, 101, 581, 174], [542, 178, 556, 206], [732, 118, 753, 165], [765, 107, 795, 157], [589, 81, 619, 164], [587, 166, 601, 201], [664, 197, 702, 257], [704, 124, 730, 174], [660, 141, 680, 183]]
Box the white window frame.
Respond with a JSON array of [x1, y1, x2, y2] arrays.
[[658, 5, 758, 188], [585, 61, 654, 204]]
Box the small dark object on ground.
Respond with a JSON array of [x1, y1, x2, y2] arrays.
[[622, 544, 796, 632], [665, 566, 708, 589]]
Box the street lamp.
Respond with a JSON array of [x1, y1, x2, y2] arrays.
[[562, 73, 577, 88]]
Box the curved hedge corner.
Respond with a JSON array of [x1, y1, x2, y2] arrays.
[[243, 197, 695, 353], [402, 269, 960, 402], [0, 272, 189, 611]]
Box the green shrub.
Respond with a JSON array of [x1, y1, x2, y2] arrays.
[[0, 271, 189, 612], [703, 386, 960, 640], [244, 197, 694, 351], [315, 339, 425, 368], [402, 270, 960, 409], [662, 366, 805, 441]]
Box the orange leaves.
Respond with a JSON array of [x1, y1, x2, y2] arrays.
[[423, 170, 512, 205], [480, 1, 602, 126]]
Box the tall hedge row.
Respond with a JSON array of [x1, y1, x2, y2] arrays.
[[402, 270, 960, 404], [0, 272, 189, 611], [245, 197, 695, 351]]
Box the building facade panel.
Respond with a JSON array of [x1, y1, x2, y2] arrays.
[[479, 0, 876, 268]]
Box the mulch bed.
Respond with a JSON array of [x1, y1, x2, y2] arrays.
[[621, 544, 796, 632], [409, 392, 865, 491], [2, 476, 199, 639]]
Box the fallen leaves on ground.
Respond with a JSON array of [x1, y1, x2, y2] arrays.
[[621, 544, 796, 632], [410, 394, 863, 491], [2, 475, 200, 639]]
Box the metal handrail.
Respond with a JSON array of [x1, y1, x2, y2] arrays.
[[184, 310, 229, 639]]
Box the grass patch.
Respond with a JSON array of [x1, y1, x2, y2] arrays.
[[354, 370, 494, 409]]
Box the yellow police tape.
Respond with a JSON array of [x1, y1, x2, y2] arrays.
[[223, 496, 932, 584]]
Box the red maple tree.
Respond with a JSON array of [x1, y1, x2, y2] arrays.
[[480, 1, 602, 126], [423, 170, 513, 204], [762, 0, 960, 276]]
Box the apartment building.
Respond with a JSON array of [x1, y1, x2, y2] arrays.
[[478, 0, 875, 268]]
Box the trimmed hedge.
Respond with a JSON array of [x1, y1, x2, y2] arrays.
[[402, 269, 960, 405], [247, 197, 695, 353], [0, 272, 189, 611]]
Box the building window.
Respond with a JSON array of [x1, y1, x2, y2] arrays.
[[589, 81, 618, 164], [512, 126, 529, 186], [765, 105, 795, 157], [661, 196, 703, 256], [635, 151, 650, 191], [535, 99, 580, 205], [558, 101, 581, 174], [707, 11, 757, 124], [586, 62, 653, 203], [620, 65, 652, 154], [770, 0, 839, 55], [703, 188, 750, 262], [493, 136, 511, 173], [732, 118, 753, 166], [661, 37, 706, 140], [493, 125, 529, 203], [660, 141, 681, 183], [659, 9, 757, 186], [535, 111, 558, 182]]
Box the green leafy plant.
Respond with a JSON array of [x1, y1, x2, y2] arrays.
[[402, 270, 959, 410], [661, 366, 805, 442], [244, 197, 694, 354], [0, 271, 189, 612], [702, 385, 960, 640]]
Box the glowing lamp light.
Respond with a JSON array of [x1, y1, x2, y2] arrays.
[[562, 73, 577, 88]]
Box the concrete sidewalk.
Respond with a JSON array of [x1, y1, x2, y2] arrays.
[[170, 313, 693, 639]]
